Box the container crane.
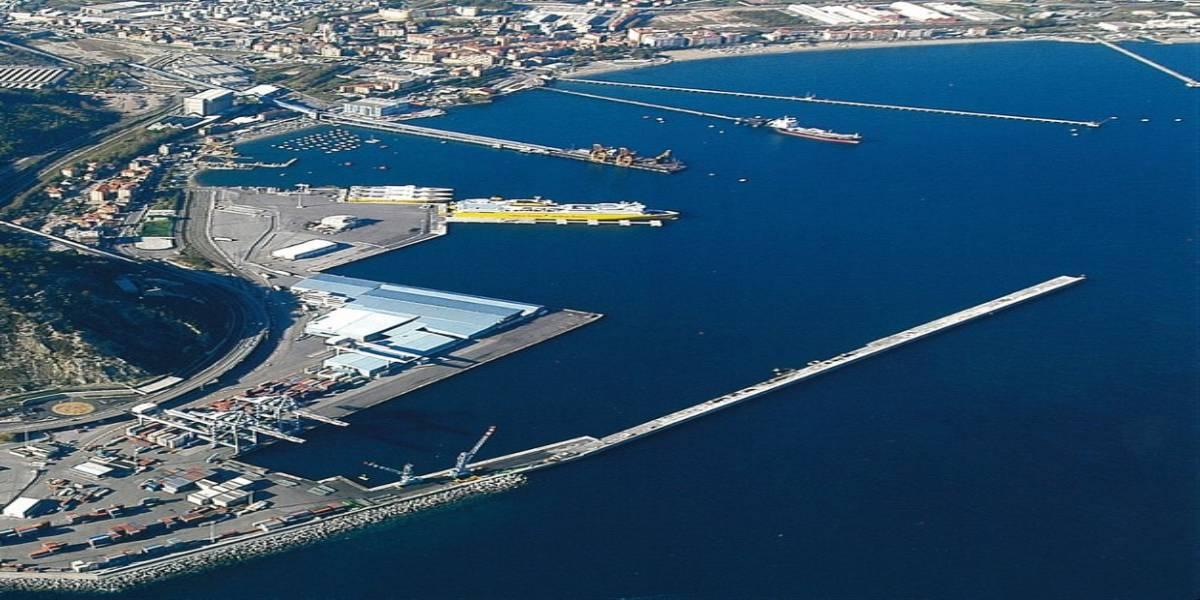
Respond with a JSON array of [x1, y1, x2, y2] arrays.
[[453, 425, 496, 479], [363, 461, 419, 486]]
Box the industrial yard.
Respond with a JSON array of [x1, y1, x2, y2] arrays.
[[197, 186, 446, 276], [0, 269, 600, 584]]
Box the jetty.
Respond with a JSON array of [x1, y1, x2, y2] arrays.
[[317, 113, 685, 174], [542, 86, 746, 122], [553, 274, 1086, 458], [558, 78, 1104, 128], [1091, 37, 1200, 88]]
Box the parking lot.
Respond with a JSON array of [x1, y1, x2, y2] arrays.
[[201, 187, 443, 275]]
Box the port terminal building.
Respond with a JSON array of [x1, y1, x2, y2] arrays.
[[183, 89, 234, 116], [341, 98, 408, 118], [292, 274, 544, 374], [344, 185, 454, 204]]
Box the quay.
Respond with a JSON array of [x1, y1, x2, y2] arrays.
[[558, 78, 1104, 128], [1091, 37, 1200, 88], [553, 275, 1086, 458], [316, 113, 686, 174]]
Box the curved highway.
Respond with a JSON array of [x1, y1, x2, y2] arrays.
[[0, 97, 281, 435]]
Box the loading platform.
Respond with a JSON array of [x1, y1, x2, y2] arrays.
[[554, 274, 1086, 458], [317, 113, 685, 174], [558, 78, 1103, 128], [1091, 37, 1200, 88]]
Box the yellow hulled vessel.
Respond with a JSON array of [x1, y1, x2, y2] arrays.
[[449, 197, 678, 222]]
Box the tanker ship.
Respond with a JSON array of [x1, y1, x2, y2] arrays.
[[449, 197, 678, 222], [766, 117, 862, 145]]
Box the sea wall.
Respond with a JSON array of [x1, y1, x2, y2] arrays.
[[0, 474, 527, 593]]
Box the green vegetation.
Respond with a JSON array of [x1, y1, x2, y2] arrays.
[[84, 127, 179, 167], [300, 16, 322, 34], [0, 230, 226, 395], [176, 246, 214, 270], [151, 189, 183, 211], [0, 89, 118, 165], [0, 40, 56, 66], [68, 64, 123, 90], [253, 62, 353, 98], [139, 218, 174, 238], [454, 0, 512, 9], [729, 9, 806, 27]]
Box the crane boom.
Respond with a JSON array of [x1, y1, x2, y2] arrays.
[[453, 425, 497, 478]]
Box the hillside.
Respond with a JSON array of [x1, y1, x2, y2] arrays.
[[0, 88, 118, 165], [0, 232, 226, 396]]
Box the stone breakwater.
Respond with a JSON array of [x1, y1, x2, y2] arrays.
[[0, 474, 527, 593]]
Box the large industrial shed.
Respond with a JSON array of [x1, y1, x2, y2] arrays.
[[294, 274, 544, 362]]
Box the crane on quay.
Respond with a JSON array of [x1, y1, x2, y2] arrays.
[[454, 426, 497, 479], [362, 461, 419, 486]]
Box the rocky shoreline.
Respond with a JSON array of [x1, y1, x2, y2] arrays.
[[0, 474, 527, 593]]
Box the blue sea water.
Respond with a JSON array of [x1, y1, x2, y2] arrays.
[[27, 41, 1200, 599]]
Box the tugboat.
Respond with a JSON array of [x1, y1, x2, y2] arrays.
[[766, 116, 862, 145]]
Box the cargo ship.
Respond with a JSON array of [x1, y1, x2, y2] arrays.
[[766, 117, 861, 145], [449, 197, 678, 222]]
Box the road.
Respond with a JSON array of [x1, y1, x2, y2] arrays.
[[0, 78, 283, 435]]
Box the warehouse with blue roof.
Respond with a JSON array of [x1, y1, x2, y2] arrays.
[[292, 274, 545, 374]]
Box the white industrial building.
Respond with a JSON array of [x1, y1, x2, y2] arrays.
[[2, 497, 49, 519], [341, 97, 408, 118], [72, 462, 115, 479], [183, 89, 234, 116], [271, 239, 340, 261], [294, 274, 544, 368]]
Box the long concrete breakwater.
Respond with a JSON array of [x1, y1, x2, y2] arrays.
[[558, 78, 1104, 128], [555, 275, 1086, 458]]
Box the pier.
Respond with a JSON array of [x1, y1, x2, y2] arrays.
[[558, 78, 1103, 128], [552, 275, 1086, 458], [317, 113, 685, 174], [1091, 37, 1200, 88], [541, 86, 745, 122]]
